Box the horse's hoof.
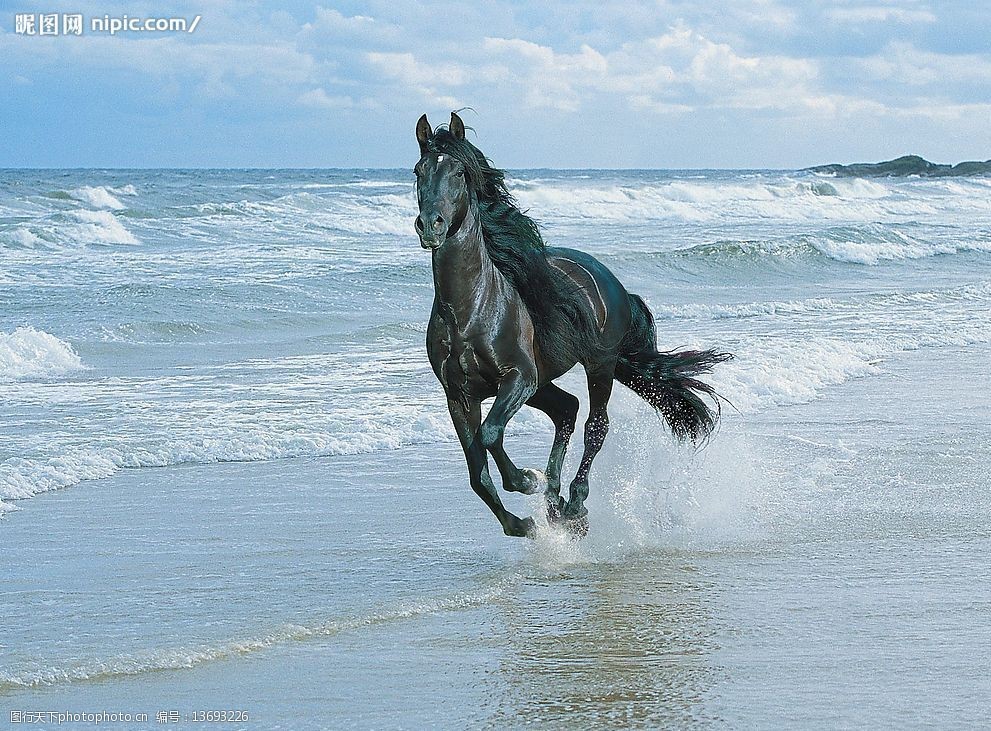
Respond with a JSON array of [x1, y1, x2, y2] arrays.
[[504, 516, 537, 539], [505, 468, 545, 495], [519, 468, 547, 495], [561, 501, 589, 520]]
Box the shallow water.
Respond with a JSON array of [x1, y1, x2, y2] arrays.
[[1, 169, 989, 728]]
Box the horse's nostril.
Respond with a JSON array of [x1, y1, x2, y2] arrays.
[[415, 216, 424, 232], [433, 215, 445, 230]]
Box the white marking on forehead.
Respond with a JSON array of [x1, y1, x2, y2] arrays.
[[437, 154, 445, 162]]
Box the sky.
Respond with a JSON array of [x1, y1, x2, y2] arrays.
[[1, 0, 989, 168]]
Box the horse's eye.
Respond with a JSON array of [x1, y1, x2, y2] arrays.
[[455, 170, 464, 178]]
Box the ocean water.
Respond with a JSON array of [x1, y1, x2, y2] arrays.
[[1, 168, 989, 729]]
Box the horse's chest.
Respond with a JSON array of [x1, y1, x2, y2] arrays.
[[427, 313, 498, 398]]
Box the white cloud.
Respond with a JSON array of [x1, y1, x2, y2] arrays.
[[825, 6, 937, 24], [301, 7, 399, 45], [2, 0, 989, 166], [0, 32, 321, 101], [481, 26, 822, 115], [365, 51, 467, 107], [859, 41, 991, 86], [483, 38, 607, 111], [297, 88, 353, 109]]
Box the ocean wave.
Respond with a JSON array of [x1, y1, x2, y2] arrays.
[[4, 269, 990, 506], [68, 210, 139, 245], [302, 191, 417, 236], [0, 327, 84, 382], [652, 280, 991, 322], [0, 326, 83, 510], [10, 172, 991, 254], [0, 379, 550, 503], [286, 176, 922, 237], [299, 180, 409, 189], [711, 337, 882, 413], [0, 210, 139, 249], [650, 296, 845, 321], [67, 185, 136, 210], [510, 175, 991, 225], [651, 288, 991, 414], [806, 228, 990, 265], [188, 191, 417, 237], [16, 174, 989, 255], [0, 579, 514, 688], [658, 225, 991, 266], [256, 174, 991, 241], [1, 227, 47, 248]]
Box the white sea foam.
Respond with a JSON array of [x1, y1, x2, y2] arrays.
[[162, 173, 991, 257], [811, 238, 991, 265], [658, 226, 991, 266], [4, 227, 46, 248], [0, 412, 548, 502], [0, 349, 550, 503], [646, 279, 991, 413], [0, 191, 138, 248], [0, 327, 84, 382], [0, 579, 515, 689], [4, 273, 989, 507], [711, 337, 882, 413], [651, 296, 845, 320], [68, 210, 139, 245], [651, 280, 991, 324], [320, 192, 417, 235], [509, 175, 991, 227], [190, 191, 417, 237], [68, 185, 134, 210], [2, 169, 988, 516]]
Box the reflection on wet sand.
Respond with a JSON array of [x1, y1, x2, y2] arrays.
[[485, 554, 725, 729]]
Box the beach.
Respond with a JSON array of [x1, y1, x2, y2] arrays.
[[2, 168, 989, 728]]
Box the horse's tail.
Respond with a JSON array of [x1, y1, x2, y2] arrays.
[[614, 294, 733, 444]]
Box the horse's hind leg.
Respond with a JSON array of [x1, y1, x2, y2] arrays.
[[564, 367, 615, 521], [522, 383, 580, 516], [448, 397, 535, 539]]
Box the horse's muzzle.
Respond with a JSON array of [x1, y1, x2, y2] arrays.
[[415, 214, 445, 250]]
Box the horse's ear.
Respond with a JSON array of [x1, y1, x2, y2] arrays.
[[416, 114, 431, 153], [450, 112, 465, 141]]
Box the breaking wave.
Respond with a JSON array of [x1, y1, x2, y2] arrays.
[[510, 175, 991, 225], [0, 578, 515, 689], [0, 327, 84, 382], [657, 226, 991, 266], [0, 210, 139, 248], [67, 185, 137, 210]]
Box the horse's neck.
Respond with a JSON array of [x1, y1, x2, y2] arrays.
[[431, 206, 507, 321]]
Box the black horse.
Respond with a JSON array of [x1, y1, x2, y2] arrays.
[[415, 112, 731, 538]]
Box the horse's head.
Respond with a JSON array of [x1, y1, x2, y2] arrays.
[[413, 112, 470, 250]]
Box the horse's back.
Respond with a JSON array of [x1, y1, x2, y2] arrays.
[[546, 246, 631, 352]]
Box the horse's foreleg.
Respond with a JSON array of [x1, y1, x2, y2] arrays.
[[478, 369, 539, 495], [524, 383, 580, 515], [448, 397, 535, 539], [564, 369, 615, 521]]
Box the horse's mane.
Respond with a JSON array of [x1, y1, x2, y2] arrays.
[[425, 127, 601, 365]]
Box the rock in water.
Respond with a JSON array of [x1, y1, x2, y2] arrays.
[[806, 154, 991, 177]]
